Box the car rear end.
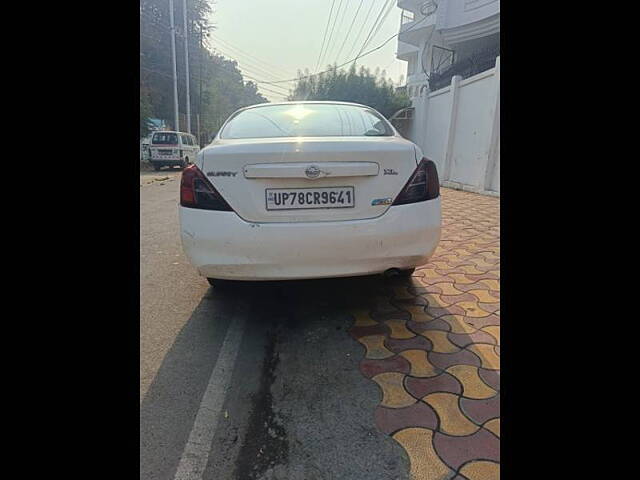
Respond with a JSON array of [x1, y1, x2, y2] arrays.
[[149, 131, 184, 168], [179, 102, 441, 281]]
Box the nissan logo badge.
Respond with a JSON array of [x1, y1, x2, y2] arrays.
[[305, 165, 321, 179]]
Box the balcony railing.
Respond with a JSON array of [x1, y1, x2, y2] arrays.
[[428, 44, 500, 91], [401, 10, 414, 25]]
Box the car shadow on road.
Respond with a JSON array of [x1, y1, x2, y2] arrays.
[[140, 272, 501, 480], [139, 274, 399, 480]]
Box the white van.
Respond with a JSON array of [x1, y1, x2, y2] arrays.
[[149, 131, 200, 171]]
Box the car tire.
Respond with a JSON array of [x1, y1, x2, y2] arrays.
[[398, 268, 416, 277], [152, 163, 161, 171], [206, 277, 234, 290]]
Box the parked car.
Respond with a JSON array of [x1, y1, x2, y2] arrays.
[[149, 131, 199, 170], [179, 101, 441, 284], [140, 136, 152, 162]]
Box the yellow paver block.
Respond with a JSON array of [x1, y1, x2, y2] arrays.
[[445, 365, 497, 399], [431, 261, 454, 270], [458, 461, 500, 480], [420, 268, 446, 279], [439, 315, 477, 334], [469, 257, 498, 269], [438, 253, 462, 263], [467, 289, 500, 304], [352, 310, 378, 327], [467, 344, 500, 370], [459, 265, 487, 275], [423, 293, 451, 308], [481, 326, 500, 344], [404, 304, 425, 316], [372, 372, 416, 408], [419, 330, 460, 353], [483, 418, 500, 438], [431, 282, 465, 296], [449, 273, 476, 285], [423, 392, 479, 436], [479, 279, 500, 291], [405, 306, 441, 323], [392, 428, 453, 480], [399, 350, 440, 377], [356, 335, 395, 359], [455, 301, 493, 318], [385, 319, 416, 339]]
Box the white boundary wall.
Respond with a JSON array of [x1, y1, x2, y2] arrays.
[[409, 57, 500, 195]]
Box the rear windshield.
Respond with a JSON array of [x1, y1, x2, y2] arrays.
[[219, 104, 394, 139], [152, 132, 179, 144]]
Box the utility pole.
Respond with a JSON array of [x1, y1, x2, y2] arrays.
[[198, 21, 204, 146], [182, 0, 192, 134], [169, 0, 179, 132]]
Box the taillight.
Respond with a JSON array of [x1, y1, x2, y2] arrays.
[[180, 164, 233, 211], [392, 158, 440, 205]]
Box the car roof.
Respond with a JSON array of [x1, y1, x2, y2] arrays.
[[238, 100, 372, 112], [152, 130, 195, 135]]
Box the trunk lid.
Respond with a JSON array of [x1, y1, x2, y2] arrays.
[[199, 136, 419, 223]]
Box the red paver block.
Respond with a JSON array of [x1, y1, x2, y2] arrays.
[[405, 372, 462, 398], [374, 402, 439, 434], [460, 394, 500, 425], [433, 428, 500, 471], [360, 355, 411, 379]]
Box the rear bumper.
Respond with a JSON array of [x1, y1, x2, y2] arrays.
[[179, 198, 441, 280], [151, 158, 183, 166]]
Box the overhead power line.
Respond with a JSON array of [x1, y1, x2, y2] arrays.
[[258, 84, 291, 98], [342, 0, 378, 61], [252, 14, 432, 86], [211, 46, 290, 84], [325, 0, 352, 64], [209, 33, 295, 79], [363, 0, 397, 52], [318, 0, 345, 72], [334, 0, 365, 64], [314, 0, 337, 73], [354, 0, 394, 63]]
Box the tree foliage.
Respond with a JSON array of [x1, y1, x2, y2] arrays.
[[288, 64, 410, 118], [139, 0, 267, 141]]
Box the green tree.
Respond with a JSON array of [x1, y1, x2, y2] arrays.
[[140, 0, 267, 142], [140, 85, 153, 138], [288, 64, 410, 118]]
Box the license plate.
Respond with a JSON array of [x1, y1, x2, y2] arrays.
[[266, 187, 355, 210]]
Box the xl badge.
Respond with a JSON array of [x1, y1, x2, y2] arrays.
[[372, 197, 393, 206], [383, 168, 398, 175]]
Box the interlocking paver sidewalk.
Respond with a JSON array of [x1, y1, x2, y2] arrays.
[[349, 188, 500, 480]]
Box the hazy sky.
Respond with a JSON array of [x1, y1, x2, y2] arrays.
[[207, 0, 407, 101]]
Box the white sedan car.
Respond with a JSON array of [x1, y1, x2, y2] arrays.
[[179, 101, 441, 284]]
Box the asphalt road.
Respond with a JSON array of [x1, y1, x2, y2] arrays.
[[140, 169, 410, 480]]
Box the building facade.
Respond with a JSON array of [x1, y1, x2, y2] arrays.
[[395, 0, 500, 194]]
